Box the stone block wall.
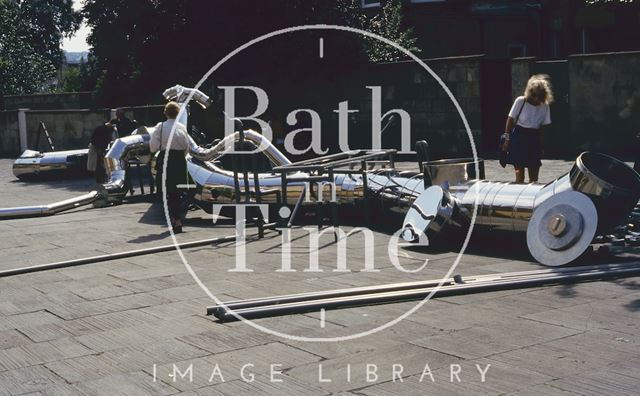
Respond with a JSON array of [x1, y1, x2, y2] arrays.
[[0, 111, 19, 157], [511, 51, 640, 157], [24, 109, 111, 152], [348, 55, 484, 159], [0, 105, 165, 158], [569, 51, 640, 155], [3, 92, 94, 110]]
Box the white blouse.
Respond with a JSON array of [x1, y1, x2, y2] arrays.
[[148, 119, 197, 153], [508, 96, 551, 129]]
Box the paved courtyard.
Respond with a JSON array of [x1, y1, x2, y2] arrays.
[[0, 158, 638, 395]]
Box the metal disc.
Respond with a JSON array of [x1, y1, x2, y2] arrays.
[[402, 186, 452, 242], [527, 191, 598, 266]]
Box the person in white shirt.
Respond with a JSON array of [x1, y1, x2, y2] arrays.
[[149, 101, 196, 233], [501, 74, 554, 183]]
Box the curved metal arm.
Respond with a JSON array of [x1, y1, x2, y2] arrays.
[[99, 134, 151, 203], [162, 85, 212, 109], [190, 130, 291, 168]]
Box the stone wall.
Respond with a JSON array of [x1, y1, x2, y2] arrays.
[[0, 111, 19, 157], [349, 55, 483, 159], [3, 92, 94, 110], [511, 57, 535, 100], [0, 105, 165, 158], [24, 109, 111, 152], [511, 51, 640, 157], [569, 51, 640, 156]]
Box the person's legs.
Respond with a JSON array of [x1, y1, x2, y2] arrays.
[[528, 167, 540, 183], [514, 166, 525, 183], [95, 151, 106, 184], [167, 191, 182, 232]]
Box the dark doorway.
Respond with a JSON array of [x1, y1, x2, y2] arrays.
[[532, 60, 571, 157], [480, 58, 512, 154]]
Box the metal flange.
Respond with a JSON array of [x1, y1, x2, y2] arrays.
[[527, 191, 598, 266], [401, 185, 454, 242]]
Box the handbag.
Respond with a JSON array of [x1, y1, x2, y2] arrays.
[[498, 99, 526, 168]]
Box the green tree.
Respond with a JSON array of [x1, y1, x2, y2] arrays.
[[360, 0, 421, 62], [80, 0, 420, 106], [15, 0, 81, 68], [0, 0, 57, 95], [57, 65, 82, 92]]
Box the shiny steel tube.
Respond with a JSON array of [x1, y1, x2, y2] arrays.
[[163, 85, 212, 109], [217, 263, 640, 321], [13, 149, 89, 179], [452, 152, 640, 233], [0, 191, 99, 219], [0, 234, 236, 278], [98, 133, 151, 204], [423, 157, 485, 188], [208, 262, 633, 317]]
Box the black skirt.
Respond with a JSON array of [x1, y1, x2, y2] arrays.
[[156, 150, 192, 192], [506, 125, 542, 168]]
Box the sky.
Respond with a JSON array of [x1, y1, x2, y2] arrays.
[[61, 0, 90, 53]]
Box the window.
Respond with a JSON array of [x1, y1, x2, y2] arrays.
[[362, 0, 381, 8]]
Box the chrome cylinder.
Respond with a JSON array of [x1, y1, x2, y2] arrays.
[[450, 152, 640, 233], [98, 134, 151, 204], [423, 157, 485, 188], [0, 191, 99, 219], [13, 149, 89, 179], [568, 152, 640, 231]]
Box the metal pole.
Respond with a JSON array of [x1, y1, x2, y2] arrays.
[[216, 264, 640, 321], [207, 262, 637, 317], [0, 234, 237, 278]]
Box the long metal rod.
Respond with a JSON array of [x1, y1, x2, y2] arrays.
[[0, 191, 99, 220], [0, 234, 237, 278], [216, 263, 640, 321], [287, 185, 307, 228], [206, 262, 636, 317]]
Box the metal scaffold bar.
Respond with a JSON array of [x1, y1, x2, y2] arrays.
[[210, 262, 640, 322]]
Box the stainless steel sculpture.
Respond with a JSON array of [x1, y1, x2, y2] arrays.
[[3, 85, 639, 267], [13, 149, 89, 179], [95, 133, 152, 206], [403, 152, 640, 266]]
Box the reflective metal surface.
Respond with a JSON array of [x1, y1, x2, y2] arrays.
[[97, 133, 151, 205], [569, 152, 640, 231], [13, 149, 89, 179], [404, 151, 640, 266], [423, 157, 485, 188], [527, 191, 598, 266], [0, 191, 98, 219]]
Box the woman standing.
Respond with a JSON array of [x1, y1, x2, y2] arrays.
[[149, 101, 194, 233], [502, 75, 554, 183]]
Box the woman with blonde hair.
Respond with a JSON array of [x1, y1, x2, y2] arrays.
[[502, 74, 554, 183], [149, 101, 194, 233]]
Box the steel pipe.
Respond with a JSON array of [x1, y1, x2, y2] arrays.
[[97, 133, 152, 205], [13, 148, 89, 179], [0, 234, 236, 278], [216, 262, 640, 321], [0, 191, 99, 219], [207, 262, 636, 317]]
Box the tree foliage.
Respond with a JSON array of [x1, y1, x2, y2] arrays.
[[0, 0, 57, 95], [80, 0, 420, 106], [14, 0, 81, 68], [360, 0, 421, 63], [0, 0, 80, 95]]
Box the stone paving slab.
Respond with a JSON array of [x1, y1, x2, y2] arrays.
[[0, 158, 638, 394]]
